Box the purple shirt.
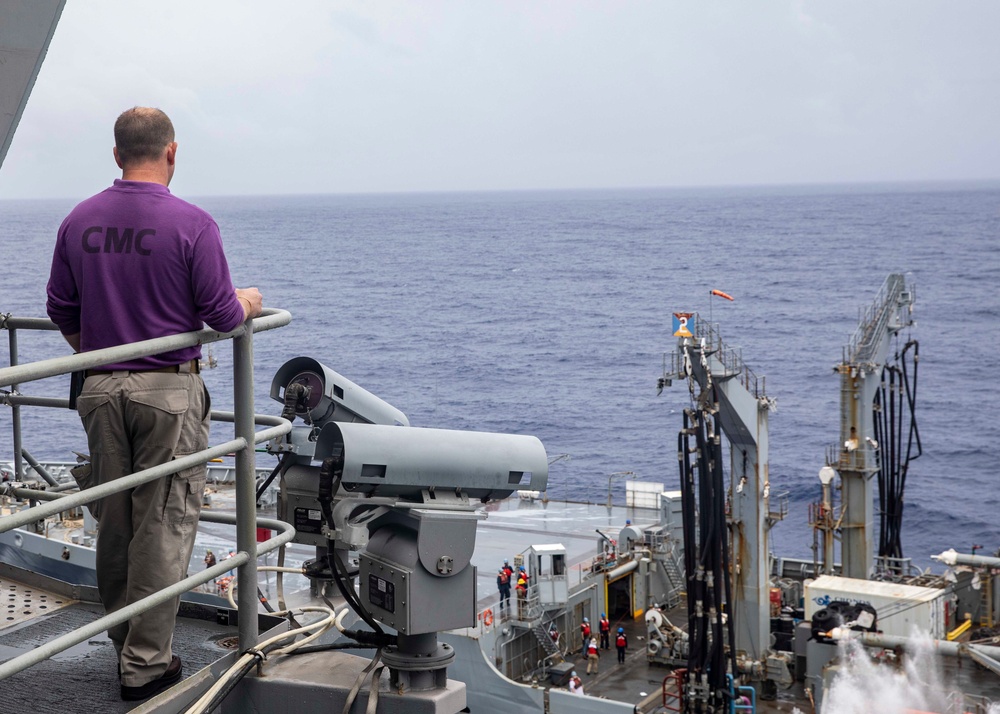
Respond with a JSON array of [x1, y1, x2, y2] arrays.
[[46, 180, 246, 370]]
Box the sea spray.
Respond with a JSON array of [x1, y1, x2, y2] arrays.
[[794, 631, 977, 714]]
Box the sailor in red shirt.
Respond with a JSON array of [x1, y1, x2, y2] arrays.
[[599, 613, 611, 649], [616, 627, 628, 663]]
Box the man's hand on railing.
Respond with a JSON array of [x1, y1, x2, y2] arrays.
[[235, 288, 263, 320]]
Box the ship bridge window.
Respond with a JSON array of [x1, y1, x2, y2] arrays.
[[534, 553, 566, 577]]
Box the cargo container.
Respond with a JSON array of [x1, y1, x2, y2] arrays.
[[804, 575, 946, 639]]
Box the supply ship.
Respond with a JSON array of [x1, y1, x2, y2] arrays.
[[2, 4, 999, 713]]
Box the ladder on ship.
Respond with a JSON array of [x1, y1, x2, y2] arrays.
[[980, 574, 995, 628], [530, 621, 562, 660], [662, 550, 685, 608]]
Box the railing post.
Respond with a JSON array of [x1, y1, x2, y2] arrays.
[[8, 327, 24, 480], [232, 321, 259, 650]]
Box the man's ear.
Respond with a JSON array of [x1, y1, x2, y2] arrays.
[[113, 146, 123, 169]]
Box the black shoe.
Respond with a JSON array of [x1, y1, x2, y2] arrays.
[[121, 655, 183, 701]]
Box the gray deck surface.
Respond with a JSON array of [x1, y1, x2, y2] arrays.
[[0, 601, 240, 713]]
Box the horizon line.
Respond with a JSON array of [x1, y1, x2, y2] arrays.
[[3, 176, 999, 204]]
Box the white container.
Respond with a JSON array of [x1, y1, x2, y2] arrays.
[[804, 575, 946, 639], [626, 480, 664, 509]]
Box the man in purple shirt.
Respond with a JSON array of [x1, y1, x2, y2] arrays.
[[46, 107, 263, 701]]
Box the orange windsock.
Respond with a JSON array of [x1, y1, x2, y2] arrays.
[[710, 289, 735, 301]]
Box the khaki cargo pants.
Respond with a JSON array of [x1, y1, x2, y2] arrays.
[[76, 370, 209, 687]]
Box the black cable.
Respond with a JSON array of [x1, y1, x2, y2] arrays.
[[901, 341, 922, 465], [317, 453, 339, 528], [714, 412, 738, 688], [696, 408, 715, 691], [888, 368, 903, 558], [678, 411, 701, 678], [329, 547, 386, 636], [284, 642, 377, 655], [875, 339, 920, 564], [875, 383, 887, 556], [198, 616, 396, 712], [257, 586, 275, 613], [201, 658, 257, 713], [199, 639, 285, 714], [315, 454, 387, 637], [200, 625, 381, 714], [690, 410, 706, 679], [255, 453, 292, 505], [681, 403, 736, 711], [309, 450, 387, 637], [898, 341, 922, 553], [709, 409, 728, 696]]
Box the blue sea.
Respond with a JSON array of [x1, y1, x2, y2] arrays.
[[2, 182, 998, 570]]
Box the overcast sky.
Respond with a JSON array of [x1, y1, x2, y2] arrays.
[[2, 1, 998, 200]]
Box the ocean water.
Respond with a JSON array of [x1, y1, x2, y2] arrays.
[[2, 182, 998, 569]]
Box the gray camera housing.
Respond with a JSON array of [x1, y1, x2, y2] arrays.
[[315, 422, 548, 500], [270, 356, 409, 427]]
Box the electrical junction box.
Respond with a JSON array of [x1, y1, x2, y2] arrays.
[[278, 465, 327, 547], [360, 510, 480, 635], [361, 550, 477, 636]]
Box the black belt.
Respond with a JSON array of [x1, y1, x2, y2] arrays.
[[85, 358, 201, 378]]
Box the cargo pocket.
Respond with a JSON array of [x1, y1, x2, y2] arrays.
[[76, 393, 115, 455], [70, 460, 102, 521], [159, 466, 206, 526], [128, 388, 189, 451], [176, 378, 210, 455]]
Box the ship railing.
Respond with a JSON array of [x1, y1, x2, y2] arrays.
[[698, 321, 764, 398], [521, 586, 544, 622], [661, 315, 765, 398], [662, 667, 686, 712], [873, 555, 919, 581], [825, 442, 878, 473], [646, 531, 667, 552], [564, 555, 599, 587], [766, 489, 790, 526], [0, 309, 294, 683], [843, 272, 912, 365]]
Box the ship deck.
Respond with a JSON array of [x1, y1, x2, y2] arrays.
[[0, 580, 255, 713], [458, 497, 819, 711], [454, 496, 1000, 713], [2, 491, 999, 712]]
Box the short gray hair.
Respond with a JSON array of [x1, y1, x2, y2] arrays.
[[114, 107, 175, 166]]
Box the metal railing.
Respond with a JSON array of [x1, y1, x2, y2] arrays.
[[694, 317, 765, 398], [825, 442, 878, 473], [0, 309, 295, 682], [661, 668, 686, 712], [661, 315, 765, 399], [843, 273, 912, 365]]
